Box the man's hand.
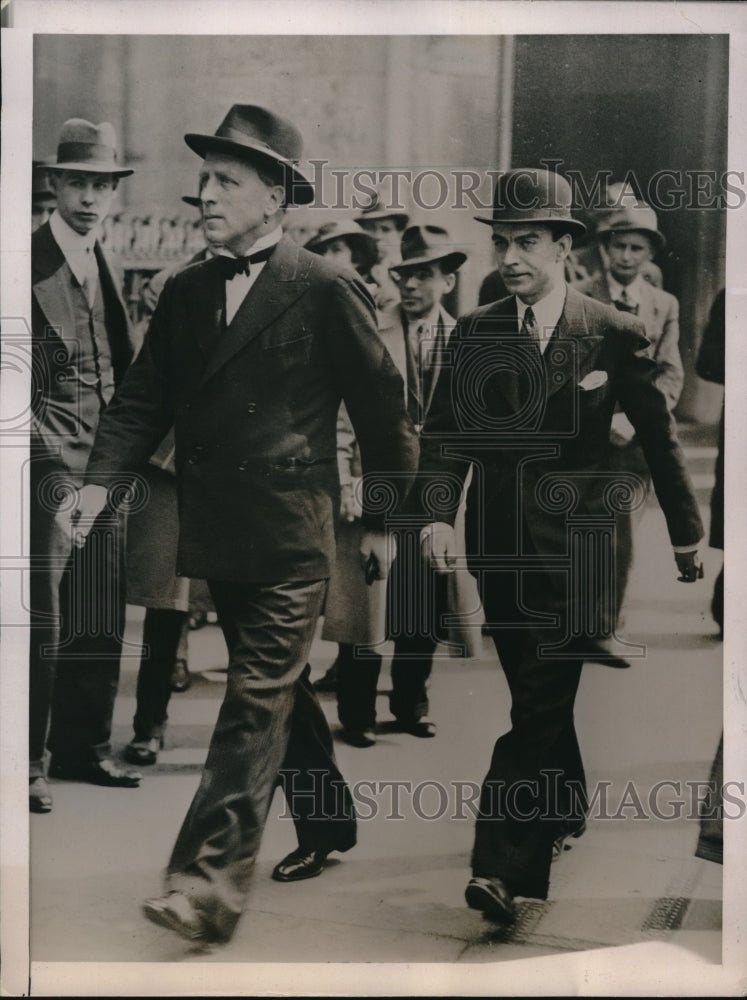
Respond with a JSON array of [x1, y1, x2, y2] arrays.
[[339, 479, 362, 523], [70, 484, 109, 548], [421, 522, 457, 574], [674, 549, 704, 583], [359, 529, 396, 583]]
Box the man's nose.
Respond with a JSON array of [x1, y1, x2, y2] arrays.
[[200, 176, 219, 203], [81, 185, 95, 204], [503, 242, 520, 266]]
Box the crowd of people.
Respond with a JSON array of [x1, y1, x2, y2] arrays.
[[29, 104, 720, 947]]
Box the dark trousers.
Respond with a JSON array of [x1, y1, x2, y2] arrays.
[[133, 608, 189, 741], [166, 578, 356, 941], [608, 440, 651, 626], [471, 573, 587, 899], [29, 479, 125, 777], [335, 546, 446, 730]]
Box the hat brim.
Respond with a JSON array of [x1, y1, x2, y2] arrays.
[[46, 161, 133, 178], [184, 133, 314, 206], [390, 250, 467, 274], [598, 224, 666, 250], [356, 211, 410, 229], [306, 231, 379, 271], [473, 214, 586, 237], [182, 195, 202, 208]]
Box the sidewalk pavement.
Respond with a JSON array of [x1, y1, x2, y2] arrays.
[[29, 436, 727, 992]]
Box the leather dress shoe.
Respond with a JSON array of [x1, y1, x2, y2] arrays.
[[465, 876, 516, 923], [272, 847, 331, 882], [29, 776, 53, 814], [396, 717, 437, 738], [341, 727, 377, 748], [49, 757, 141, 787], [143, 891, 214, 946], [552, 819, 586, 861], [123, 736, 164, 766]]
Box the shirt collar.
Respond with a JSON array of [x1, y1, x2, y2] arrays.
[[606, 272, 644, 306], [515, 281, 567, 343], [49, 210, 98, 285], [406, 304, 442, 337], [221, 225, 283, 260]]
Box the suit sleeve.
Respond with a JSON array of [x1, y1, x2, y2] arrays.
[[696, 289, 725, 386], [653, 295, 684, 410], [85, 274, 177, 482], [615, 321, 703, 548], [325, 274, 419, 529], [414, 317, 474, 526]]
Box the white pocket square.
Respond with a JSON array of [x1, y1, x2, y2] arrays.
[[578, 370, 608, 391]]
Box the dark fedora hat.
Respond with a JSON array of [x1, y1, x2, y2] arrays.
[[184, 104, 314, 206], [596, 201, 666, 250], [182, 195, 202, 208], [355, 189, 409, 231], [475, 167, 585, 237], [389, 225, 467, 275], [304, 220, 379, 274], [46, 119, 133, 177], [32, 160, 57, 206]]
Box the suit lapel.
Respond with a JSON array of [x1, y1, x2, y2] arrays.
[[376, 306, 408, 401], [546, 286, 605, 398], [198, 236, 309, 389], [32, 223, 79, 355], [422, 305, 454, 420]]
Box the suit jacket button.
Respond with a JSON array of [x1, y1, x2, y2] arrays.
[[238, 461, 248, 471], [247, 402, 256, 413]]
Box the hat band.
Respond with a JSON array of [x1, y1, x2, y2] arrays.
[[213, 127, 295, 162], [493, 206, 574, 220], [57, 141, 119, 165]]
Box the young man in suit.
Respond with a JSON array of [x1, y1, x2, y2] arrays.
[[29, 119, 142, 814], [333, 225, 469, 746], [585, 201, 685, 649], [419, 168, 704, 922], [73, 104, 418, 947]]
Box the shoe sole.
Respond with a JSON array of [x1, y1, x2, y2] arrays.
[[465, 882, 515, 923], [272, 864, 325, 883], [29, 801, 53, 814]]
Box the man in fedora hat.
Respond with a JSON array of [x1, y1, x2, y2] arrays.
[[73, 104, 418, 946], [585, 199, 684, 645], [418, 167, 704, 922], [332, 224, 470, 746], [355, 189, 410, 310], [29, 118, 141, 813], [31, 160, 56, 232]]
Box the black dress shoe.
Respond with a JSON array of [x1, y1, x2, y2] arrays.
[[340, 727, 377, 748], [552, 819, 586, 861], [465, 876, 516, 923], [29, 776, 53, 814], [272, 847, 331, 882], [395, 717, 437, 738], [123, 736, 164, 766], [143, 891, 215, 947], [580, 639, 630, 669], [49, 757, 142, 787]]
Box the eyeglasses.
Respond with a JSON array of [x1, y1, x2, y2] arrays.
[[390, 266, 437, 284]]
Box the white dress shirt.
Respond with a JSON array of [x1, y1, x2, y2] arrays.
[[606, 273, 644, 309], [514, 281, 567, 354], [49, 209, 98, 292], [223, 225, 283, 324]]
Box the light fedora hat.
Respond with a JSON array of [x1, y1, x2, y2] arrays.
[[389, 225, 467, 274], [355, 188, 410, 230], [596, 200, 666, 250], [304, 220, 379, 274], [475, 167, 585, 237], [185, 104, 314, 206], [46, 119, 133, 177]]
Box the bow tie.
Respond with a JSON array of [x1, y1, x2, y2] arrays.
[[217, 245, 275, 280]]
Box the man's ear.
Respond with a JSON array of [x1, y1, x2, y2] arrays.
[[555, 233, 573, 261], [442, 271, 457, 294]]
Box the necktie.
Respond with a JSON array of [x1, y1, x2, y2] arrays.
[[82, 248, 97, 309], [217, 244, 275, 281], [521, 306, 542, 359]]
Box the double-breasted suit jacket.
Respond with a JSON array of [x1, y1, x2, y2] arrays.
[[587, 273, 683, 410], [420, 285, 701, 604], [87, 235, 419, 583]]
